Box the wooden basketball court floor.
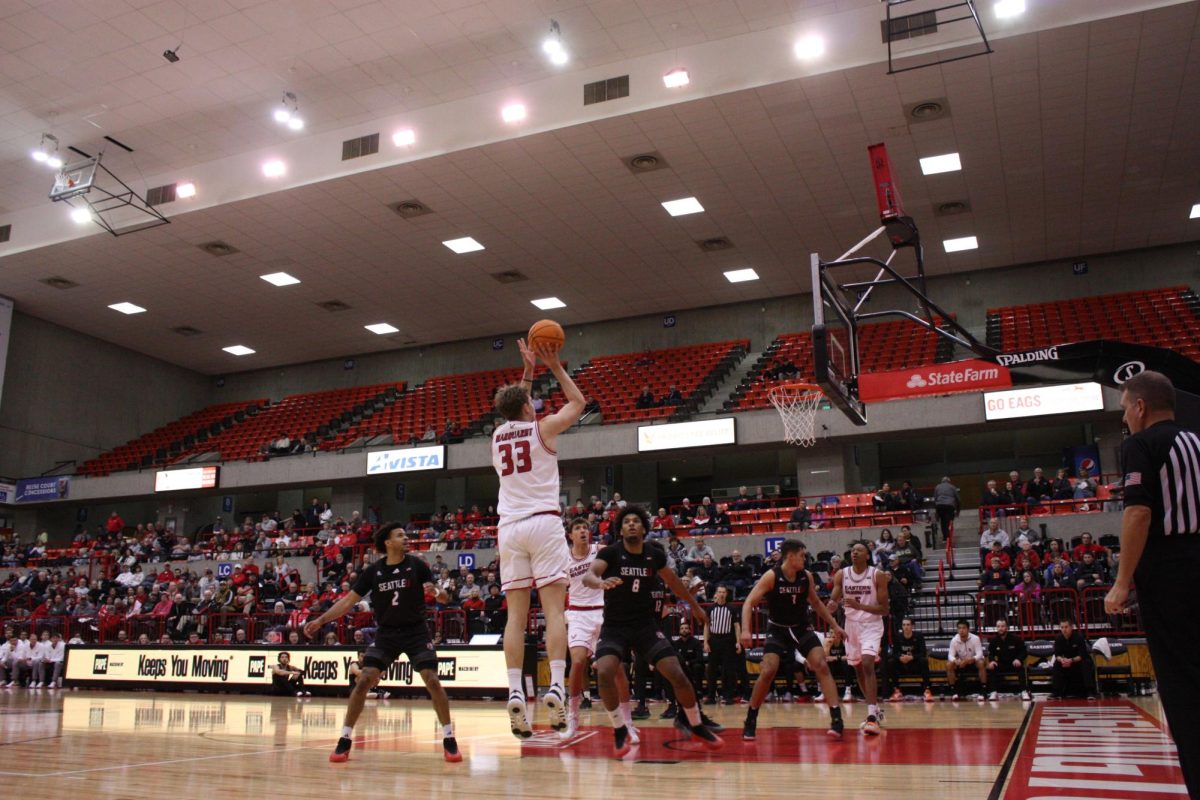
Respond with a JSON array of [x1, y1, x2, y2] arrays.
[[0, 690, 1184, 799]]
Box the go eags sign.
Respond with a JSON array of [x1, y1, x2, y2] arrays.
[[366, 445, 446, 475]]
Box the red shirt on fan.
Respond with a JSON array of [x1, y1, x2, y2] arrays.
[[653, 513, 675, 531], [156, 569, 174, 585]]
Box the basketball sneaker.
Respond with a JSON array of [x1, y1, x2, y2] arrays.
[[827, 718, 844, 740], [1020, 690, 1032, 701], [742, 717, 757, 741], [988, 691, 1000, 701], [329, 736, 353, 763], [628, 725, 641, 745], [580, 695, 593, 709], [443, 736, 462, 763], [923, 688, 934, 702], [507, 692, 533, 739], [613, 725, 632, 758], [631, 703, 650, 720], [543, 686, 566, 731], [700, 711, 725, 732], [861, 715, 881, 736], [561, 711, 580, 741], [842, 687, 853, 702], [889, 688, 904, 702], [813, 693, 826, 703], [660, 703, 678, 719], [673, 715, 724, 750]]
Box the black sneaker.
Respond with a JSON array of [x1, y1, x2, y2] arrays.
[[673, 715, 724, 749], [613, 725, 632, 758], [580, 695, 593, 709], [443, 736, 462, 762], [700, 711, 725, 732], [742, 716, 757, 741], [660, 704, 678, 719], [827, 718, 844, 740], [631, 704, 650, 720], [329, 736, 353, 763]]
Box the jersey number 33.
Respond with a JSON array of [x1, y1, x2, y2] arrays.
[[497, 440, 532, 476]]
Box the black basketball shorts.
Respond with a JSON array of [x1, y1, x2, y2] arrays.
[[596, 621, 676, 666], [763, 623, 822, 663], [363, 623, 438, 673]]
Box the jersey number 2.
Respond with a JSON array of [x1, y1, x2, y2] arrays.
[[498, 441, 532, 476]]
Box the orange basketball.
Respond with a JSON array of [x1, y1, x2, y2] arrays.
[[528, 319, 565, 353]]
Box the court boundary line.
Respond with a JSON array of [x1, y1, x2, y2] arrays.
[[987, 703, 1035, 800]]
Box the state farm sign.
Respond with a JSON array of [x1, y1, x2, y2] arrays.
[[858, 359, 1012, 402]]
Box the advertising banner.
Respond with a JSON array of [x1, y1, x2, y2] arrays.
[[0, 481, 15, 505], [983, 382, 1105, 421], [366, 445, 446, 475], [637, 418, 736, 452], [155, 465, 220, 492], [858, 359, 1012, 403], [15, 476, 70, 502]]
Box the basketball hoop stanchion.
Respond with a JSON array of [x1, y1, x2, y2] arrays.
[[768, 382, 823, 447]]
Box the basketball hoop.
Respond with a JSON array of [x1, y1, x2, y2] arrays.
[[768, 382, 823, 447]]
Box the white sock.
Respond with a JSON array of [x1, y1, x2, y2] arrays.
[[620, 701, 633, 728], [868, 704, 878, 718], [682, 704, 701, 726], [549, 660, 566, 691], [442, 723, 454, 737], [507, 669, 524, 697], [607, 707, 625, 729], [341, 726, 353, 738]]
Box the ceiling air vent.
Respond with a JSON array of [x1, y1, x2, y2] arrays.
[[40, 276, 79, 290], [490, 270, 529, 284], [171, 325, 203, 336], [584, 75, 629, 106], [316, 299, 352, 312], [392, 199, 432, 218], [697, 236, 734, 252], [342, 133, 380, 161], [146, 183, 177, 206], [0, 224, 10, 243], [199, 241, 239, 257], [882, 10, 938, 43], [934, 200, 971, 217], [905, 98, 950, 123], [622, 151, 669, 175]]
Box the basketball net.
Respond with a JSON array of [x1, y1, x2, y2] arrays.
[[768, 383, 823, 447]]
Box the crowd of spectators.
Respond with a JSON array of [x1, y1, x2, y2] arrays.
[[976, 517, 1117, 595], [980, 468, 1098, 509]]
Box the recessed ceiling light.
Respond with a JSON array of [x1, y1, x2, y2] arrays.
[[501, 103, 526, 123], [260, 272, 300, 287], [262, 160, 285, 177], [661, 197, 704, 216], [443, 236, 485, 254], [943, 236, 979, 252], [919, 152, 962, 175], [176, 182, 196, 198], [108, 302, 146, 315], [542, 38, 568, 65], [365, 322, 400, 335], [273, 107, 291, 123], [994, 0, 1026, 18], [223, 345, 256, 356], [393, 128, 416, 146], [663, 68, 690, 88], [69, 207, 92, 224], [794, 35, 825, 60], [724, 268, 759, 283], [1191, 203, 1200, 219], [46, 155, 63, 169], [286, 116, 304, 131], [531, 297, 566, 310]]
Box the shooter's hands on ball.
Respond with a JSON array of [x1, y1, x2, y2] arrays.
[[531, 340, 560, 366], [517, 338, 537, 370]]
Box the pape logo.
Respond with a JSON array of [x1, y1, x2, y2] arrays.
[[93, 654, 109, 675], [1113, 361, 1145, 383], [905, 374, 928, 389], [247, 656, 266, 678], [436, 657, 457, 681], [996, 346, 1060, 367]]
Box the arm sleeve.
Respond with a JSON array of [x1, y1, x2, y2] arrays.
[[1120, 436, 1156, 508], [350, 564, 375, 597]]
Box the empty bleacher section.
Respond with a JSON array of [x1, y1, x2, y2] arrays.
[[543, 340, 749, 424], [986, 286, 1200, 358], [77, 400, 268, 477]]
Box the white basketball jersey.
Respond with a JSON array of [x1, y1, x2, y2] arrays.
[[567, 543, 604, 606], [493, 419, 560, 520], [842, 565, 880, 623]]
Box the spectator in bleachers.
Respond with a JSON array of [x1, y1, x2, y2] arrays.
[[530, 390, 545, 413], [270, 432, 292, 455], [986, 620, 1030, 700], [1012, 571, 1041, 601], [1073, 551, 1109, 591], [677, 498, 695, 525], [1007, 471, 1025, 500], [1071, 532, 1107, 562], [0, 631, 30, 687], [711, 504, 732, 535], [1073, 473, 1096, 499], [894, 527, 923, 575], [1013, 516, 1042, 549], [650, 508, 675, 538], [981, 480, 1004, 509], [1044, 558, 1074, 588], [731, 486, 754, 510], [635, 385, 656, 409], [873, 529, 896, 564], [106, 511, 125, 537], [1025, 468, 1052, 503], [872, 483, 898, 512], [788, 500, 812, 531], [998, 480, 1020, 505], [1051, 619, 1098, 700], [978, 557, 1012, 591], [721, 551, 753, 597], [483, 584, 506, 632], [662, 385, 683, 405], [984, 541, 1012, 571], [932, 476, 960, 543], [888, 618, 933, 701], [887, 553, 918, 595], [946, 619, 988, 700], [1012, 549, 1040, 579], [979, 517, 1009, 562], [696, 555, 721, 597], [809, 502, 827, 529], [689, 505, 713, 536], [1052, 469, 1074, 500]]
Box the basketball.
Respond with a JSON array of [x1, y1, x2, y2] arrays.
[[527, 319, 565, 353]]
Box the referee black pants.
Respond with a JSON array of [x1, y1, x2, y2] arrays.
[[706, 634, 740, 702], [1139, 562, 1200, 798]]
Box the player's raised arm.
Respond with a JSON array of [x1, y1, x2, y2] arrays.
[[807, 571, 844, 638], [739, 570, 776, 650], [534, 341, 586, 440], [583, 556, 621, 590], [659, 565, 707, 630], [303, 590, 362, 639]]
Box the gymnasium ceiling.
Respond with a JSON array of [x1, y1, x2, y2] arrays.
[[0, 0, 1197, 374]]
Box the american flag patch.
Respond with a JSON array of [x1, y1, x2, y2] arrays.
[[1125, 472, 1142, 486]]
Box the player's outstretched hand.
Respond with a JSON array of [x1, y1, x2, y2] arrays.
[[302, 620, 321, 640], [517, 338, 536, 370], [600, 577, 623, 590]]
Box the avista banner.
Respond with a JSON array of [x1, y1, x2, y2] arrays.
[[859, 359, 1012, 402]]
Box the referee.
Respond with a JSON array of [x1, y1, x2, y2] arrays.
[[1105, 370, 1200, 797], [704, 585, 742, 703]]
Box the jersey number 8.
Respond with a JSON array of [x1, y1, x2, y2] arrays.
[[497, 440, 532, 476]]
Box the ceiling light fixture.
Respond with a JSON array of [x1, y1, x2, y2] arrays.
[[919, 152, 962, 175], [176, 182, 196, 198], [724, 268, 760, 283], [661, 197, 704, 216], [70, 207, 92, 224], [943, 235, 979, 252], [108, 302, 146, 315], [262, 159, 286, 178], [393, 128, 416, 147], [223, 345, 256, 356], [260, 272, 300, 286], [365, 322, 400, 335], [794, 34, 826, 60], [31, 133, 62, 168], [994, 0, 1026, 18], [443, 236, 485, 253], [501, 103, 527, 123], [531, 297, 566, 310], [542, 19, 569, 65], [663, 68, 690, 88], [1190, 203, 1200, 219], [274, 91, 303, 129]]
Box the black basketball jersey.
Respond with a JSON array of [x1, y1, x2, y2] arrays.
[[765, 565, 812, 628], [351, 556, 432, 629], [598, 541, 668, 626]]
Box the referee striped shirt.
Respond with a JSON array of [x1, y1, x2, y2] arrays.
[[708, 602, 734, 635], [1122, 421, 1200, 538]]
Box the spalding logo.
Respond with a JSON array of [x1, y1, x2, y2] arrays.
[[1113, 361, 1145, 384]]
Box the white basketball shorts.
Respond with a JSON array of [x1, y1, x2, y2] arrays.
[[844, 616, 884, 666], [498, 513, 569, 591], [566, 608, 604, 654]]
